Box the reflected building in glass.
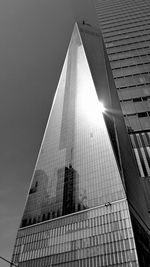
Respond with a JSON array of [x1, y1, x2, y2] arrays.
[[11, 23, 150, 266]]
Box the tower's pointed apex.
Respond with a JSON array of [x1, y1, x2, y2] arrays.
[[20, 20, 126, 227]]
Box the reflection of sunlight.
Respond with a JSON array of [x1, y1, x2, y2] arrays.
[[99, 102, 105, 113], [77, 45, 105, 125]]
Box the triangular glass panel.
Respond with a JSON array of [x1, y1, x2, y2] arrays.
[[21, 24, 126, 227]]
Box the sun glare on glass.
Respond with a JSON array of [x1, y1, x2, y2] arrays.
[[99, 102, 105, 113]]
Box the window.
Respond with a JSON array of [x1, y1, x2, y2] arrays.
[[28, 218, 32, 225], [133, 98, 141, 102], [47, 212, 50, 220], [42, 214, 46, 221], [138, 112, 148, 117], [33, 217, 36, 224], [22, 219, 27, 227]]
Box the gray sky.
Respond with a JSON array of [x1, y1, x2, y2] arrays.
[[0, 0, 98, 265]]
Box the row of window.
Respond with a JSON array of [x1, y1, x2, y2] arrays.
[[100, 11, 150, 28], [111, 55, 150, 69], [103, 24, 150, 39], [97, 0, 150, 9], [18, 220, 131, 251], [17, 232, 134, 257], [105, 28, 150, 43], [108, 40, 150, 54], [115, 75, 150, 89], [18, 247, 137, 264], [118, 85, 150, 100], [100, 12, 150, 28], [121, 96, 150, 103], [105, 32, 150, 46], [109, 47, 150, 60], [101, 20, 150, 34], [124, 115, 150, 132], [125, 112, 150, 118], [13, 252, 138, 267], [113, 65, 150, 79], [20, 217, 130, 247], [21, 203, 85, 228], [100, 12, 150, 29], [96, 1, 150, 19], [121, 98, 150, 115]]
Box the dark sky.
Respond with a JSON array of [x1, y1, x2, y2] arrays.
[[0, 0, 98, 265]]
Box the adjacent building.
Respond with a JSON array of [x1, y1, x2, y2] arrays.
[[94, 0, 150, 210]]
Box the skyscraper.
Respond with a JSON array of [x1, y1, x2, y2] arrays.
[[11, 20, 150, 266], [94, 0, 150, 211]]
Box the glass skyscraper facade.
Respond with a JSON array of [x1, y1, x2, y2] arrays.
[[11, 1, 150, 266], [94, 0, 150, 211]]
